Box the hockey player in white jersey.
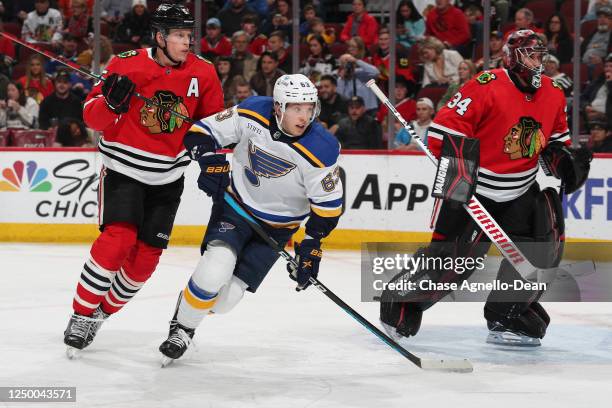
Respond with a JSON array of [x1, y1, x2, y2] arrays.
[[159, 74, 343, 361]]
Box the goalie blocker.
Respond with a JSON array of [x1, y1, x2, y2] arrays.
[[431, 134, 479, 204]]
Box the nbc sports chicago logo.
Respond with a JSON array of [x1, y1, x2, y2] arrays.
[[0, 160, 52, 192]]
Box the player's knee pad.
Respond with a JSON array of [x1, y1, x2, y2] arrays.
[[122, 240, 163, 283], [212, 276, 248, 314], [91, 222, 138, 271], [192, 240, 237, 294]]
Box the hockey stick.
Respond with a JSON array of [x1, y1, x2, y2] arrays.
[[0, 31, 193, 123], [367, 79, 581, 282], [223, 192, 473, 373]]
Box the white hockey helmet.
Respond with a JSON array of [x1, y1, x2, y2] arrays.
[[273, 74, 321, 128]]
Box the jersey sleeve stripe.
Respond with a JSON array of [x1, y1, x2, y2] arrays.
[[311, 206, 342, 217], [309, 197, 343, 208], [191, 121, 222, 149], [290, 142, 325, 168], [237, 108, 270, 128], [429, 123, 467, 137]]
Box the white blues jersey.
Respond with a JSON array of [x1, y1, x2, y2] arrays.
[[189, 96, 343, 228]]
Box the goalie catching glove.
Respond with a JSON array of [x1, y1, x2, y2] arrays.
[[287, 239, 322, 291], [539, 142, 592, 194]]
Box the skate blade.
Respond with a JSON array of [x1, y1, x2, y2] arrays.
[[486, 331, 541, 347], [419, 358, 474, 373], [160, 356, 175, 368], [380, 321, 404, 342], [66, 346, 81, 360]]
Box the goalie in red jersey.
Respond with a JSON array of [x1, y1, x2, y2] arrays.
[[62, 3, 224, 357], [380, 30, 592, 347]]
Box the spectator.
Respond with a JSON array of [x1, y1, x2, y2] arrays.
[[62, 0, 93, 42], [270, 0, 292, 24], [0, 22, 16, 78], [317, 74, 347, 132], [335, 95, 383, 149], [230, 30, 259, 81], [262, 12, 292, 40], [21, 0, 63, 44], [55, 117, 92, 147], [376, 76, 417, 129], [437, 59, 476, 109], [218, 0, 256, 37], [299, 4, 317, 37], [266, 30, 291, 74], [581, 6, 611, 70], [587, 119, 612, 152], [45, 33, 78, 76], [424, 0, 471, 52], [396, 0, 425, 49], [336, 53, 380, 114], [340, 0, 379, 48], [18, 54, 54, 103], [583, 0, 612, 22], [76, 34, 115, 71], [56, 0, 94, 20], [475, 30, 504, 70], [0, 72, 9, 100], [371, 27, 415, 86], [220, 0, 269, 23], [0, 81, 38, 129], [299, 35, 336, 81], [38, 69, 82, 130], [201, 18, 232, 61], [419, 36, 463, 87], [581, 53, 612, 129], [503, 8, 543, 40], [215, 56, 239, 106], [241, 14, 267, 56], [346, 36, 370, 62], [233, 75, 254, 103], [115, 0, 152, 47], [249, 51, 285, 97], [545, 13, 573, 65], [306, 17, 336, 46], [101, 0, 131, 25], [395, 97, 435, 150], [543, 55, 573, 98]]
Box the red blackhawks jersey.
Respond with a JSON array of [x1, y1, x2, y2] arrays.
[[83, 48, 224, 185], [427, 68, 571, 202]]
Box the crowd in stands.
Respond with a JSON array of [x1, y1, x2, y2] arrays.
[[0, 0, 610, 152]]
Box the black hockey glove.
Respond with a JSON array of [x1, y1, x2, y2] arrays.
[[102, 73, 135, 114], [287, 239, 322, 291], [196, 154, 230, 202], [539, 142, 592, 194]]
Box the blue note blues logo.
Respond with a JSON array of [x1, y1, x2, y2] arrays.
[[244, 140, 296, 187]]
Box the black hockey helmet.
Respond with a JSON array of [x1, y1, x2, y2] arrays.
[[151, 3, 195, 36]]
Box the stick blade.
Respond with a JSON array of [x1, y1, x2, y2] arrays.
[[419, 358, 473, 373]]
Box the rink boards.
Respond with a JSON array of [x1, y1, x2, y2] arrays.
[[0, 149, 610, 251]]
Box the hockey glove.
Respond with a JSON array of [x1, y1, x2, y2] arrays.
[[287, 239, 322, 291], [102, 73, 135, 114], [196, 154, 230, 201], [539, 143, 592, 194]]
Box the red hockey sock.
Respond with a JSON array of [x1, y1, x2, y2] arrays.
[[72, 223, 138, 316], [100, 240, 162, 314]]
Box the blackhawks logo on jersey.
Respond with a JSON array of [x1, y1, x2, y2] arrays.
[[503, 117, 545, 160], [476, 71, 496, 85], [140, 90, 189, 134], [117, 50, 138, 58]]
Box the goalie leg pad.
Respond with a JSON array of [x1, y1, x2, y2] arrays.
[[431, 134, 480, 204], [532, 187, 564, 268]]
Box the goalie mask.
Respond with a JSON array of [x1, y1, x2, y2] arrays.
[[273, 74, 321, 136], [503, 30, 548, 91]]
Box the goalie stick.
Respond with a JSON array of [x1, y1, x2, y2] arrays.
[[223, 192, 473, 373], [0, 31, 193, 123], [366, 79, 591, 283]]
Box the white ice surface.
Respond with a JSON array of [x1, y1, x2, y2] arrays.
[[0, 243, 611, 408]]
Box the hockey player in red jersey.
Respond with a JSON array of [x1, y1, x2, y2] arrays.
[[380, 30, 592, 347], [63, 3, 224, 356]]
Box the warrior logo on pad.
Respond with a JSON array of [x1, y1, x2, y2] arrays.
[[244, 140, 296, 187]]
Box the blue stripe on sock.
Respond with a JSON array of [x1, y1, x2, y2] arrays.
[[188, 279, 217, 300]]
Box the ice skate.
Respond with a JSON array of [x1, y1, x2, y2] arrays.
[[64, 308, 109, 359], [486, 321, 542, 347], [159, 320, 195, 367]]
